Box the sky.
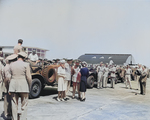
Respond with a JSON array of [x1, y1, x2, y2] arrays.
[[0, 0, 150, 66]]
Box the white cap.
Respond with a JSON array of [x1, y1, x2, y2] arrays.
[[60, 59, 66, 64]]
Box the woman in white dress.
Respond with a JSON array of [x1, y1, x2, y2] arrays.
[[71, 61, 80, 99], [57, 60, 66, 101]]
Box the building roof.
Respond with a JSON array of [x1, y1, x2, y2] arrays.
[[0, 46, 49, 51], [78, 53, 134, 65]]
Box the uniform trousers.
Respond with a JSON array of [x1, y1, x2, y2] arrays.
[[66, 80, 71, 93], [136, 75, 140, 90], [0, 82, 3, 99], [11, 93, 28, 120], [4, 93, 12, 116], [140, 81, 146, 95], [110, 77, 115, 88], [125, 75, 132, 88], [103, 75, 108, 88], [97, 72, 103, 88]]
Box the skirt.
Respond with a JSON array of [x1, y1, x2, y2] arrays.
[[80, 79, 87, 92], [58, 77, 65, 91]]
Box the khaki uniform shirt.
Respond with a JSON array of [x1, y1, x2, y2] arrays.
[[110, 67, 116, 78], [65, 63, 71, 80], [9, 60, 32, 93], [141, 69, 147, 83], [14, 44, 23, 54]]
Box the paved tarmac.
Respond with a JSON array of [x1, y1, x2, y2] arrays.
[[0, 79, 150, 120]]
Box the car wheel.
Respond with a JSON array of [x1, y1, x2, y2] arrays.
[[87, 76, 95, 88], [29, 78, 42, 99]]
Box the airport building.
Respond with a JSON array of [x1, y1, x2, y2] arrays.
[[0, 46, 49, 59]]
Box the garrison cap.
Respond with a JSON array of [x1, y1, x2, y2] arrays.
[[18, 52, 27, 58], [18, 39, 23, 43]]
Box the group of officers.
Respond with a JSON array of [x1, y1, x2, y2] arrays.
[[96, 62, 148, 95], [0, 39, 32, 120]]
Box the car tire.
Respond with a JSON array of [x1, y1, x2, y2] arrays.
[[87, 76, 95, 88], [29, 78, 42, 99]]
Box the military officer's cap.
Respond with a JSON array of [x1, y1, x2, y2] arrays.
[[18, 52, 27, 58], [66, 58, 73, 61], [60, 59, 66, 64], [74, 59, 80, 63], [18, 39, 23, 43], [6, 54, 18, 61]]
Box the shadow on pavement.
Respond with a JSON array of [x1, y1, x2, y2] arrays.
[[40, 87, 58, 96]]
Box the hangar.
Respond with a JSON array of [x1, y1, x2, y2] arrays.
[[78, 54, 135, 67]]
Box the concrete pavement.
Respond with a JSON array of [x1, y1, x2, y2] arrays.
[[0, 79, 150, 120]]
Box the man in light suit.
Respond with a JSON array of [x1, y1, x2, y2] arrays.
[[3, 54, 18, 119], [14, 39, 23, 54], [8, 52, 32, 120]]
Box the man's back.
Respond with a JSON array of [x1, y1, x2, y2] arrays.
[[14, 44, 23, 54]]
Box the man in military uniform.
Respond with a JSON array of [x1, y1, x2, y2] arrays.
[[109, 64, 116, 88], [64, 58, 72, 97], [3, 54, 18, 119], [0, 57, 4, 101], [139, 66, 147, 95], [8, 52, 32, 120], [97, 62, 104, 89], [125, 65, 132, 89], [14, 39, 23, 54], [136, 64, 142, 90]]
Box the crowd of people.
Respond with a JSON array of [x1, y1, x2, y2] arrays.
[[0, 39, 149, 120], [0, 39, 32, 120], [95, 62, 148, 95], [56, 59, 89, 102]]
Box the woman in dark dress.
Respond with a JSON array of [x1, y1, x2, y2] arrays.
[[80, 61, 89, 101]]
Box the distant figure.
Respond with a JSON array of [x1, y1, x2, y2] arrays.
[[97, 62, 104, 89], [64, 58, 72, 95], [80, 61, 89, 101], [109, 65, 116, 88], [125, 65, 132, 89], [71, 60, 80, 99], [0, 57, 4, 101], [28, 50, 39, 65], [14, 39, 23, 54], [103, 63, 109, 88], [57, 60, 66, 101], [139, 66, 147, 95]]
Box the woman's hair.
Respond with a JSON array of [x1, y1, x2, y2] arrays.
[[81, 62, 87, 67]]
